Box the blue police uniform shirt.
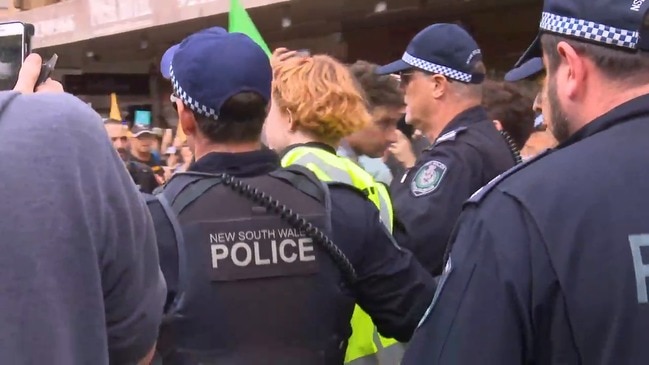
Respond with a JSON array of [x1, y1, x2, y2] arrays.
[[403, 94, 649, 364], [391, 106, 516, 275], [154, 148, 437, 342]]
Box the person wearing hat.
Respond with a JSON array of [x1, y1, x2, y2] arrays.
[[150, 27, 435, 364], [403, 0, 649, 363], [505, 57, 559, 160], [376, 23, 519, 276], [130, 124, 166, 179]]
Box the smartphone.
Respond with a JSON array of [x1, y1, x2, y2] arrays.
[[0, 21, 32, 91]]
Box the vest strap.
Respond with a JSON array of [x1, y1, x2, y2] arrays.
[[171, 177, 223, 214]]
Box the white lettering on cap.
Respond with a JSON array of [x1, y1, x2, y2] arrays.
[[631, 0, 646, 11], [466, 49, 482, 65]]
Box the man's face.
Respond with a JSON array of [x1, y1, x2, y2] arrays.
[[346, 106, 403, 157], [541, 57, 572, 144], [104, 123, 130, 160], [131, 133, 156, 154], [400, 69, 436, 132]]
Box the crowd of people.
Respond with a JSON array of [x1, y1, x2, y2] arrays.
[[0, 0, 647, 363]]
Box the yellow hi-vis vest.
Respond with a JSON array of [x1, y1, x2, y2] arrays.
[[281, 146, 404, 365]]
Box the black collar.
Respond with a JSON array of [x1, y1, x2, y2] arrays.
[[189, 149, 280, 177], [280, 142, 337, 159], [559, 93, 649, 148], [439, 106, 489, 137]]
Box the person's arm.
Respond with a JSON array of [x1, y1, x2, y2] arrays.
[[391, 143, 480, 275], [403, 192, 554, 364], [330, 188, 436, 342], [99, 148, 166, 364]]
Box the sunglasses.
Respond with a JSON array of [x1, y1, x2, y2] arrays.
[[398, 69, 451, 87]]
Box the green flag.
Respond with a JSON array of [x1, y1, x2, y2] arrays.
[[229, 0, 271, 57]]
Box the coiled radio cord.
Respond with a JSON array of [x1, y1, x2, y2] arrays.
[[221, 174, 358, 285]]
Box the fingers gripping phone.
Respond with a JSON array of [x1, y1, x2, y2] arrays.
[[0, 21, 57, 91]]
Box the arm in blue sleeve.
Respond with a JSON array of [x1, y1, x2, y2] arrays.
[[330, 187, 437, 342], [403, 191, 553, 364], [391, 144, 481, 275]]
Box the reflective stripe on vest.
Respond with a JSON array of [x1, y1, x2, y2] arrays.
[[281, 146, 401, 364], [282, 147, 393, 231]]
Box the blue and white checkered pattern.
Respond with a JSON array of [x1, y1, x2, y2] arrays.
[[540, 12, 639, 50], [402, 52, 474, 83], [169, 65, 219, 121]]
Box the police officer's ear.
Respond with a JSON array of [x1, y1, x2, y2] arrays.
[[428, 74, 449, 99], [492, 120, 503, 131], [176, 100, 198, 136], [554, 41, 587, 101]]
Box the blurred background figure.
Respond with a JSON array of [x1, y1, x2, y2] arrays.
[[130, 124, 166, 184], [340, 60, 405, 185], [104, 119, 160, 194], [482, 79, 535, 156], [103, 118, 131, 161], [521, 114, 557, 160], [504, 57, 558, 160]]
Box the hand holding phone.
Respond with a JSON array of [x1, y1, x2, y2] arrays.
[[13, 53, 62, 94], [0, 21, 59, 92]]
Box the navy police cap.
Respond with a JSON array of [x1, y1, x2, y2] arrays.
[[515, 0, 649, 67], [160, 26, 272, 121], [504, 57, 544, 82], [376, 23, 485, 84]]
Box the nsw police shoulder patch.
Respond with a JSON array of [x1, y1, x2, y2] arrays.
[[411, 160, 447, 197]]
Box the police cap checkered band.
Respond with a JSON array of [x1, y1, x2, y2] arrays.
[[402, 52, 474, 83], [170, 65, 219, 121], [540, 12, 639, 50]]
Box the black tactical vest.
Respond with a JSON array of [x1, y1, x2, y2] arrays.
[[156, 169, 355, 365]]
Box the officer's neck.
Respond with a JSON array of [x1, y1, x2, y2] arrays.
[[194, 141, 263, 161], [425, 99, 480, 141]]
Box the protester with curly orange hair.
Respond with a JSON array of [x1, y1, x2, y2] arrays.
[[264, 48, 431, 365]]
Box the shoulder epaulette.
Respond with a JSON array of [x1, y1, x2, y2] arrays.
[[435, 127, 468, 145], [465, 149, 552, 205], [425, 127, 468, 151]]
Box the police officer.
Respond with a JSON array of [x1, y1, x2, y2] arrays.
[[376, 24, 519, 275], [403, 0, 649, 363], [150, 27, 436, 364]]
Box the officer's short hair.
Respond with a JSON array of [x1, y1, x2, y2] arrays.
[[541, 33, 649, 86], [447, 61, 486, 100], [194, 92, 267, 143], [482, 79, 535, 149], [348, 60, 404, 110]]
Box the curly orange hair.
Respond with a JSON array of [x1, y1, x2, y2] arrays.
[[272, 54, 370, 144]]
